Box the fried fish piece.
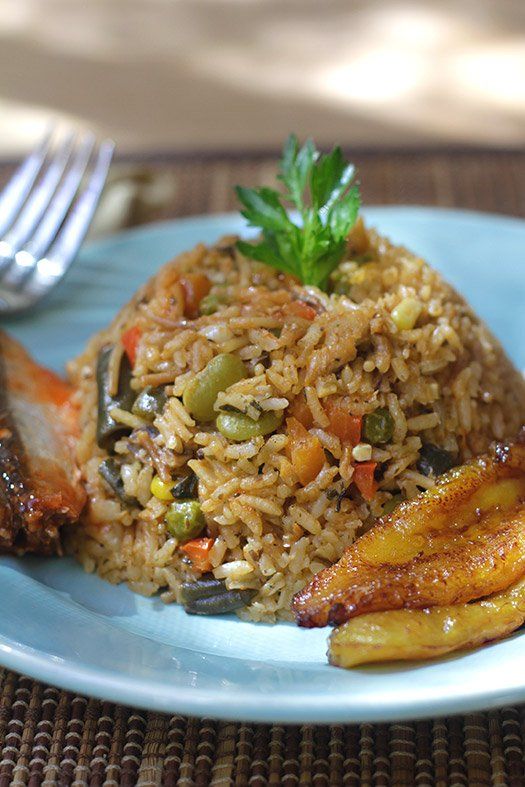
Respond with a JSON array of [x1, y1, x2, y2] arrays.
[[329, 573, 525, 668], [0, 332, 86, 554], [293, 439, 525, 628]]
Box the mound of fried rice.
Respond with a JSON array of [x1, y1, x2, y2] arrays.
[[66, 221, 525, 621]]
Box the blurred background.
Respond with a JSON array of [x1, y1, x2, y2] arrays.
[[0, 0, 524, 158]]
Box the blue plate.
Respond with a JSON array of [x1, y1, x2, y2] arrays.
[[2, 207, 525, 723]]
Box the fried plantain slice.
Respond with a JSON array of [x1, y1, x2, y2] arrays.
[[293, 439, 525, 628], [329, 573, 525, 668]]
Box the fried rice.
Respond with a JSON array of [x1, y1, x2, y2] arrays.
[[66, 222, 525, 622]]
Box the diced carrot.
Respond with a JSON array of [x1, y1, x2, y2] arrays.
[[324, 398, 362, 445], [293, 440, 325, 486], [285, 301, 317, 321], [122, 326, 142, 366], [285, 417, 309, 460], [289, 394, 313, 429], [180, 274, 211, 318], [353, 462, 378, 501], [180, 537, 215, 572], [286, 416, 325, 486]]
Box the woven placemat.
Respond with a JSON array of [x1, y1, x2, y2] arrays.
[[0, 671, 524, 785], [0, 149, 524, 786]]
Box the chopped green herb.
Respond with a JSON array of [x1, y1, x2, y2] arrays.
[[236, 135, 361, 291], [216, 404, 245, 414]]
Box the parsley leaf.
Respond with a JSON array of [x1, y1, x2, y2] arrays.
[[236, 134, 361, 290]]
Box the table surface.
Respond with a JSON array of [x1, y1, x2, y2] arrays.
[[1, 1, 525, 156], [0, 150, 524, 786]]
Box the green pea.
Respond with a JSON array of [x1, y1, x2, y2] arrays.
[[199, 294, 220, 315], [165, 500, 206, 541], [216, 410, 283, 441], [132, 385, 167, 421], [363, 407, 395, 445], [183, 353, 248, 422]]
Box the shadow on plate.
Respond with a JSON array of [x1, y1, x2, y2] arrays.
[[0, 555, 139, 618]]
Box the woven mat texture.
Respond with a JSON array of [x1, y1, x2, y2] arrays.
[[0, 150, 524, 786]]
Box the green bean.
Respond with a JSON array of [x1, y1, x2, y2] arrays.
[[216, 410, 283, 442], [171, 472, 199, 499], [165, 500, 206, 541], [363, 408, 395, 445], [180, 576, 226, 603], [417, 443, 456, 478], [98, 458, 136, 506], [132, 385, 167, 421], [96, 345, 135, 450], [184, 589, 257, 616], [183, 353, 248, 422]]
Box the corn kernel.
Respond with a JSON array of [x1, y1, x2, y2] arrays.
[[352, 443, 373, 462], [391, 297, 422, 331], [150, 475, 174, 501]]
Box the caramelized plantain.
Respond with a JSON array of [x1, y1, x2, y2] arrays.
[[329, 573, 525, 668], [293, 440, 525, 628]]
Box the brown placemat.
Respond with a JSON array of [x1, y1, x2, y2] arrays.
[[0, 671, 524, 785], [0, 149, 524, 786]]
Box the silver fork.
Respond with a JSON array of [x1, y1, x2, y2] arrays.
[[0, 128, 114, 314]]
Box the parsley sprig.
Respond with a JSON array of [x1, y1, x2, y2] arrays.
[[236, 135, 361, 290]]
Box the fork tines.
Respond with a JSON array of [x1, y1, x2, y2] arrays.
[[0, 127, 114, 313]]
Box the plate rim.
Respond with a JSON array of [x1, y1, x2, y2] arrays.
[[3, 628, 525, 723]]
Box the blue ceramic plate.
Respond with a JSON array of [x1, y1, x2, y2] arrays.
[[2, 207, 525, 724]]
